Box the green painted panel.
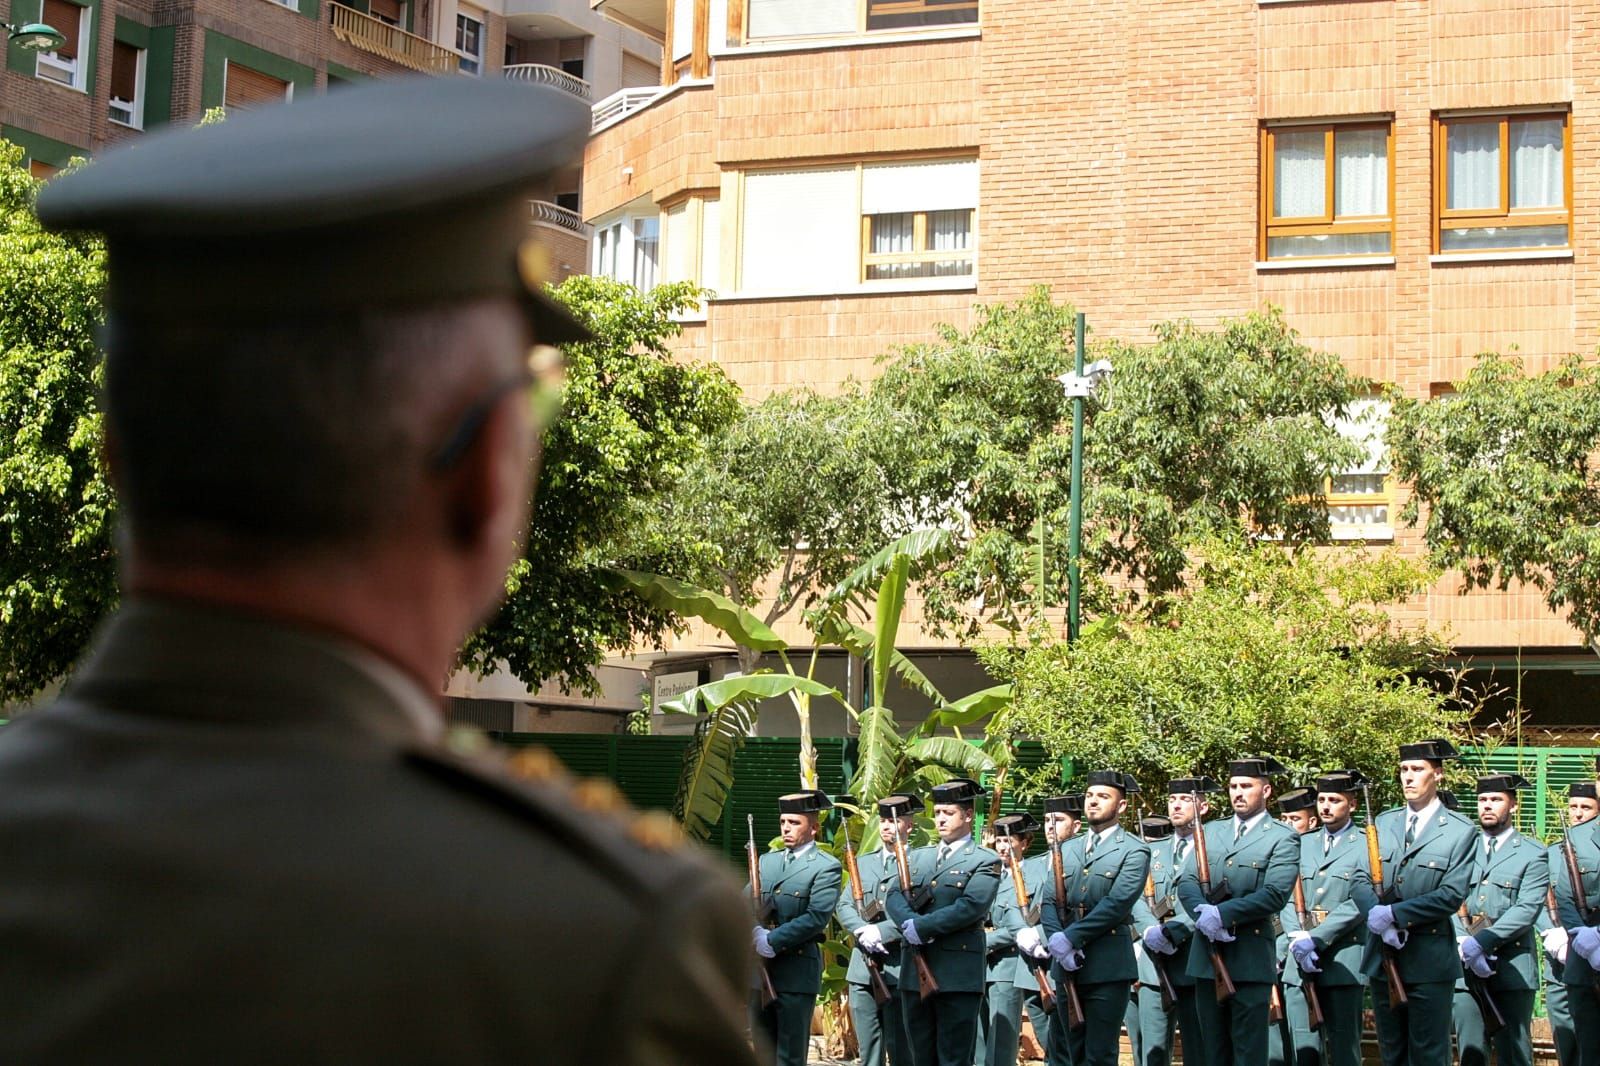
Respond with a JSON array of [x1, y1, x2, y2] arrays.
[[5, 0, 42, 75], [1, 125, 86, 168], [143, 25, 175, 127], [325, 61, 372, 86], [200, 30, 316, 110], [112, 15, 149, 47]]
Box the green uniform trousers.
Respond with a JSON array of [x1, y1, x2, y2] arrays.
[[1452, 987, 1534, 1066], [1192, 979, 1272, 1066], [1266, 990, 1290, 1066], [1062, 981, 1131, 1066], [980, 981, 1022, 1066], [1546, 980, 1576, 1066], [1280, 980, 1320, 1066], [848, 982, 906, 1066], [1174, 985, 1207, 1066], [901, 988, 982, 1066], [1315, 984, 1365, 1066], [1370, 978, 1455, 1066], [749, 991, 813, 1066], [1127, 982, 1174, 1066], [1565, 982, 1600, 1066]]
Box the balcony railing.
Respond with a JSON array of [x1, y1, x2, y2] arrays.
[[503, 64, 593, 102], [329, 3, 457, 75], [590, 86, 665, 131], [532, 200, 589, 235]]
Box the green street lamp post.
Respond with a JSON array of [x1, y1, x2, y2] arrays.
[[1056, 312, 1111, 644]]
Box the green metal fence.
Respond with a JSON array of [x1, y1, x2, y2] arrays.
[[1465, 745, 1598, 842]]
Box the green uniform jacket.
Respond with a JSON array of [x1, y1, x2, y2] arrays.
[[1456, 830, 1548, 992], [0, 601, 759, 1066], [1280, 825, 1376, 988], [1040, 826, 1152, 986], [885, 836, 1002, 994], [838, 848, 904, 987], [1175, 815, 1300, 984], [1359, 804, 1477, 984], [1551, 819, 1600, 988], [986, 852, 1048, 985], [749, 845, 843, 993], [1134, 835, 1201, 988]]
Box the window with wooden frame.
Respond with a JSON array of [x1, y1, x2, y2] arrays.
[[861, 159, 977, 281], [108, 40, 146, 128], [1326, 396, 1392, 540], [1434, 111, 1570, 254], [1260, 121, 1393, 261], [36, 0, 90, 90], [745, 0, 976, 41], [224, 62, 291, 110]]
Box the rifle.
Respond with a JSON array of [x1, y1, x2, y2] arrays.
[[1003, 843, 1057, 1013], [841, 817, 892, 1006], [1456, 902, 1506, 1038], [1291, 875, 1326, 1032], [1046, 821, 1086, 1029], [892, 825, 940, 1001], [1560, 829, 1600, 1005], [747, 814, 778, 1008], [1135, 811, 1178, 1009], [1361, 786, 1408, 1007], [1190, 791, 1236, 1001]]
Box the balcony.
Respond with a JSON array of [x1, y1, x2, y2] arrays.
[[590, 85, 665, 131], [329, 3, 458, 75], [531, 199, 590, 236], [503, 63, 593, 102]]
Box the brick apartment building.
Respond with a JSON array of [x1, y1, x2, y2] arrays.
[[577, 0, 1600, 732], [0, 0, 659, 277]]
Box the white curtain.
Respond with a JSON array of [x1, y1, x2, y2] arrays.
[[632, 217, 659, 291], [871, 213, 915, 254], [1334, 129, 1387, 217], [1273, 130, 1325, 219], [1510, 119, 1563, 209], [1447, 122, 1500, 210]]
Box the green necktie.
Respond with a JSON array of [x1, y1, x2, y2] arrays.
[[1405, 814, 1417, 847]]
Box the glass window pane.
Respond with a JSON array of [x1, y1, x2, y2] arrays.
[[1330, 503, 1390, 527], [633, 217, 659, 290], [1273, 131, 1326, 219], [928, 209, 971, 251], [867, 0, 979, 31], [1439, 223, 1569, 252], [1510, 119, 1564, 210], [870, 213, 915, 255], [1334, 129, 1387, 218], [1266, 231, 1391, 259], [1447, 122, 1501, 210]]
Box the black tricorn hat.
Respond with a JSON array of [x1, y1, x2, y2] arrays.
[[778, 789, 833, 815], [930, 778, 986, 805], [1476, 773, 1532, 795], [1085, 769, 1138, 794], [1168, 776, 1220, 795], [1277, 787, 1317, 813], [993, 812, 1041, 837], [1043, 794, 1084, 816], [1571, 782, 1599, 801], [1141, 815, 1175, 840], [1314, 769, 1368, 795], [877, 794, 920, 819], [1438, 789, 1460, 811], [1227, 756, 1288, 780], [1398, 738, 1460, 763]]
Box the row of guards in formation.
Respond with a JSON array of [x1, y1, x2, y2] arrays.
[[742, 740, 1600, 1066]]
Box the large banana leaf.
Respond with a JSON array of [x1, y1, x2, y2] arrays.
[[926, 684, 1014, 730], [871, 552, 912, 709], [905, 736, 996, 777], [660, 672, 848, 717], [849, 705, 905, 807], [671, 696, 757, 841], [823, 528, 953, 612], [601, 568, 787, 652], [810, 613, 944, 705]]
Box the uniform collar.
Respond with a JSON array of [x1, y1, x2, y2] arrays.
[[788, 841, 817, 858], [939, 833, 972, 853], [1234, 809, 1269, 836], [1406, 797, 1442, 832]]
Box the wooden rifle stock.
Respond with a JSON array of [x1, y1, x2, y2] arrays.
[[1189, 797, 1236, 1001], [893, 827, 940, 1001], [1561, 831, 1600, 1005], [1046, 823, 1086, 1029], [1361, 788, 1408, 1008], [842, 824, 892, 1006], [1004, 844, 1057, 1013], [746, 814, 778, 1007], [1291, 876, 1325, 1031], [1457, 903, 1506, 1037]]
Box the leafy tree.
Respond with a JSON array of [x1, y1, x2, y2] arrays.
[[866, 288, 1365, 637], [1387, 352, 1600, 641], [982, 539, 1479, 802], [0, 143, 114, 704]]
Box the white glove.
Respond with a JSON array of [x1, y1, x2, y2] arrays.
[[1196, 904, 1235, 943], [901, 919, 924, 947], [1016, 926, 1043, 957], [1574, 926, 1600, 966], [1467, 953, 1495, 979], [1459, 936, 1482, 965], [1368, 904, 1397, 935], [856, 925, 883, 953], [1380, 928, 1407, 950], [1289, 934, 1320, 973], [1049, 932, 1084, 970], [1133, 941, 1146, 962], [1144, 925, 1178, 955], [753, 927, 776, 959], [1542, 926, 1570, 963]]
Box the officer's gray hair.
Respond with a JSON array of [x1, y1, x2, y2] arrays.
[[104, 300, 527, 565]]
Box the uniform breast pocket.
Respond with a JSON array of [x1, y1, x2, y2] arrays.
[[1230, 859, 1265, 891]]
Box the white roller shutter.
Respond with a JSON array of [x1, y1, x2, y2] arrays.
[[747, 0, 855, 39], [672, 0, 693, 61], [700, 199, 722, 294], [741, 168, 856, 292], [1331, 398, 1390, 475], [861, 159, 978, 215], [663, 202, 694, 283]]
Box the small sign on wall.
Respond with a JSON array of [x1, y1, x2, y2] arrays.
[[651, 670, 701, 711]]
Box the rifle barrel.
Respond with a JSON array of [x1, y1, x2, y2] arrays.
[[1361, 788, 1408, 1008], [1190, 794, 1236, 1001]]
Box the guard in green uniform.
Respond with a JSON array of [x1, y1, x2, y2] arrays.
[[1036, 769, 1152, 1066], [1142, 778, 1220, 1066], [1173, 757, 1300, 1066], [0, 76, 758, 1066], [1538, 782, 1599, 1066], [1126, 815, 1175, 1066], [1361, 738, 1478, 1066], [1281, 771, 1376, 1066], [982, 812, 1048, 1066], [886, 777, 1002, 1066], [1548, 785, 1600, 1066], [1270, 788, 1320, 1066], [839, 794, 918, 1066], [1450, 774, 1548, 1066], [1030, 794, 1083, 1066], [749, 790, 844, 1066]]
